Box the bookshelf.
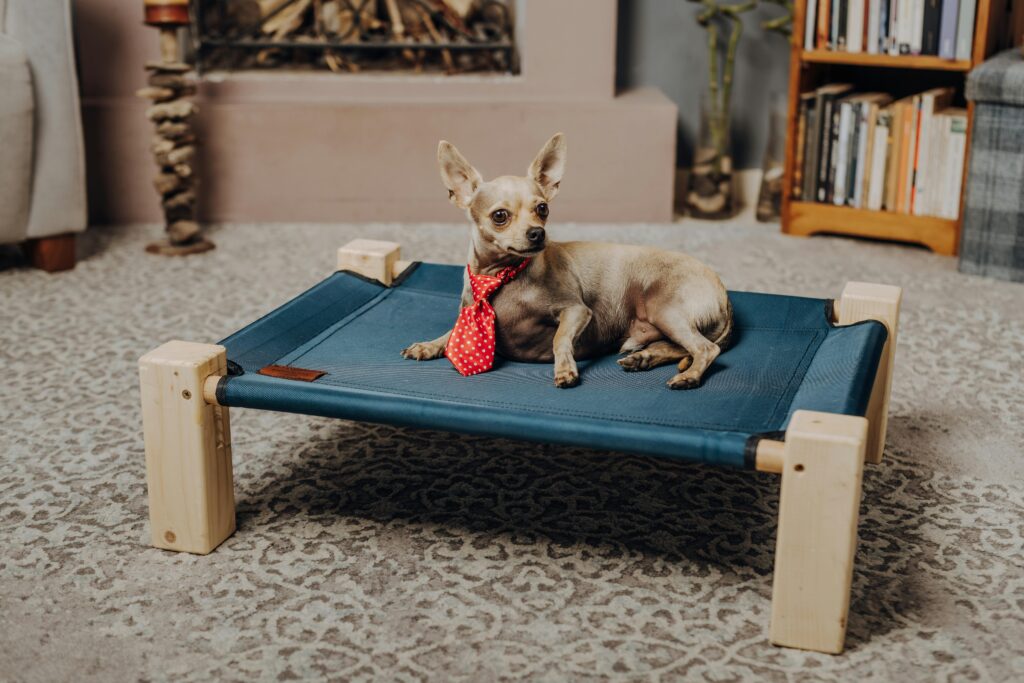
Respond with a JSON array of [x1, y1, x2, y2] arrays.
[[781, 0, 1008, 255]]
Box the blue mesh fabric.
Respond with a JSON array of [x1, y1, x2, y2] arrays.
[[219, 263, 886, 468]]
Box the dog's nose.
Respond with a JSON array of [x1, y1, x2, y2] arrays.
[[527, 227, 546, 244]]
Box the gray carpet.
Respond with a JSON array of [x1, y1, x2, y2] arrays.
[[1, 221, 1023, 682]]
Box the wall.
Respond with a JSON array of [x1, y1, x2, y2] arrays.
[[616, 0, 790, 170]]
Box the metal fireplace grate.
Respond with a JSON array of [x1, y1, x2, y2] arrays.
[[189, 0, 517, 74]]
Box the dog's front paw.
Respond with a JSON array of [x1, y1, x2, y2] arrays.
[[666, 371, 701, 390], [401, 341, 445, 361], [554, 366, 580, 388]]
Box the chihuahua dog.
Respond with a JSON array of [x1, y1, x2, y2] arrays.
[[401, 133, 733, 389]]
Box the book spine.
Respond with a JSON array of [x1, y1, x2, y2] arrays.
[[888, 0, 901, 54], [794, 99, 809, 200], [897, 0, 913, 53], [853, 105, 870, 208], [906, 97, 922, 213], [833, 102, 853, 205], [848, 0, 865, 52], [895, 102, 915, 211], [831, 0, 842, 49], [938, 0, 960, 58], [932, 117, 950, 217], [879, 0, 891, 53], [826, 102, 843, 202], [804, 105, 821, 200], [912, 94, 934, 215], [805, 0, 819, 50], [955, 0, 977, 60], [817, 96, 836, 202], [922, 0, 942, 55], [911, 0, 926, 54], [867, 0, 881, 53], [884, 105, 901, 210], [837, 0, 850, 49], [867, 112, 890, 210], [946, 114, 968, 218], [819, 0, 833, 49]]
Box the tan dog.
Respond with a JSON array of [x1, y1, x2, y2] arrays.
[[402, 133, 733, 389]]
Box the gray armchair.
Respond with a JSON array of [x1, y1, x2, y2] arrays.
[[0, 0, 87, 271]]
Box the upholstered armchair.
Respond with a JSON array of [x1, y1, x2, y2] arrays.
[[0, 0, 87, 272]]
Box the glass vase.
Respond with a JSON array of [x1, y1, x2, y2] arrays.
[[687, 94, 734, 219]]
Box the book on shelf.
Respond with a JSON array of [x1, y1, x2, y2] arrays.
[[911, 86, 954, 215], [922, 0, 941, 55], [805, 0, 973, 58], [938, 0, 960, 58], [955, 0, 977, 60], [793, 83, 966, 220]]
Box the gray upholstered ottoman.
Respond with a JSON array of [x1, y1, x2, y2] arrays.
[[961, 49, 1024, 282]]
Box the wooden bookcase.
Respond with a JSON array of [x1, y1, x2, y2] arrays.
[[781, 0, 1008, 255]]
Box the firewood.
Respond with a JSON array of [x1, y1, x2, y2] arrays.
[[145, 60, 191, 72], [164, 205, 193, 224], [173, 163, 194, 178], [157, 121, 191, 140], [259, 0, 292, 17], [440, 0, 475, 19], [148, 72, 190, 89], [416, 4, 454, 72], [226, 0, 263, 34], [152, 137, 176, 156], [148, 100, 196, 122], [153, 172, 185, 195], [163, 189, 196, 211], [136, 86, 177, 102], [384, 0, 405, 38], [167, 220, 201, 244], [263, 0, 312, 37], [167, 145, 195, 165]]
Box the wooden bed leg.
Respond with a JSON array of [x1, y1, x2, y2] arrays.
[[139, 341, 235, 554], [836, 282, 902, 464], [770, 410, 867, 654], [337, 239, 409, 286], [24, 233, 76, 273]]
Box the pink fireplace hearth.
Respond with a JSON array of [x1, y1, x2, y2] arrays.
[[77, 0, 677, 224]]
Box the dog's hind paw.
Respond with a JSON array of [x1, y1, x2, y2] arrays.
[[401, 342, 445, 361], [617, 352, 651, 372]]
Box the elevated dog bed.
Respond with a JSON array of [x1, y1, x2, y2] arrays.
[[138, 239, 902, 655], [216, 262, 886, 470]]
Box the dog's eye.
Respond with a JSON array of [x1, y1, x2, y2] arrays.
[[491, 209, 509, 226], [536, 203, 549, 220]]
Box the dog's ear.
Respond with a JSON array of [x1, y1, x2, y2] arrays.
[[528, 132, 567, 200], [438, 141, 483, 209]]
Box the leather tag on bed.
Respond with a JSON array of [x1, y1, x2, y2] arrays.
[[258, 365, 326, 382]]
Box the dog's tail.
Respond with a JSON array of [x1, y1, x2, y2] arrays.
[[712, 299, 734, 351]]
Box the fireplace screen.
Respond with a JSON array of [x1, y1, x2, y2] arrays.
[[189, 0, 517, 75]]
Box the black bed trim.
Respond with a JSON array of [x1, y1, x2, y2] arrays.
[[744, 431, 787, 470]]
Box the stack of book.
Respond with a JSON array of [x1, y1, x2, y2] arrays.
[[793, 84, 968, 219], [803, 0, 976, 59]]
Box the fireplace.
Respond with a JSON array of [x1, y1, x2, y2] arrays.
[[190, 0, 518, 75], [79, 0, 678, 225]]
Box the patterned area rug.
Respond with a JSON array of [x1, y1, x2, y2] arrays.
[[1, 222, 1022, 682]]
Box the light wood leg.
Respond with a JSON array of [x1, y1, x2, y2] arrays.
[[139, 341, 235, 554], [337, 239, 408, 286], [837, 282, 902, 464], [770, 410, 868, 654]]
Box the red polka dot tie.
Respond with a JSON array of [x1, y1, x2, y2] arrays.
[[446, 259, 532, 376]]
